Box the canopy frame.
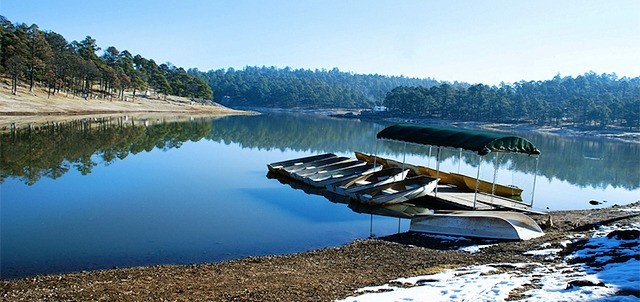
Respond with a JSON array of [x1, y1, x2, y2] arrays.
[[377, 124, 541, 157], [376, 124, 542, 208]]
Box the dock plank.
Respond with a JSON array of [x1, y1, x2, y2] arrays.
[[426, 185, 545, 215]]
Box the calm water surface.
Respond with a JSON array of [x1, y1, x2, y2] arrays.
[[1, 112, 638, 278]]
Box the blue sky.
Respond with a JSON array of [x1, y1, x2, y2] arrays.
[[2, 0, 638, 85]]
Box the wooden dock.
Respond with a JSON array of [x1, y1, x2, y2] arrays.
[[423, 185, 546, 215]]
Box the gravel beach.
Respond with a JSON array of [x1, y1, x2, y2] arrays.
[[2, 203, 638, 301]]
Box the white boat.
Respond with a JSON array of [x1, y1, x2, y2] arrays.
[[326, 168, 408, 196], [303, 163, 383, 188], [350, 176, 439, 205], [284, 156, 351, 175], [291, 160, 365, 181], [409, 211, 545, 240], [267, 153, 336, 173]]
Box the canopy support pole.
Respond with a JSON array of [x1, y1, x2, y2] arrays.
[[458, 148, 463, 173], [492, 152, 499, 196], [435, 147, 441, 197], [402, 142, 407, 172], [428, 145, 432, 168], [530, 156, 539, 207], [473, 154, 481, 210], [373, 138, 379, 169]]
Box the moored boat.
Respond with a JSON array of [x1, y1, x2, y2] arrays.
[[356, 152, 454, 185], [303, 163, 383, 188], [409, 210, 545, 240], [354, 151, 388, 166], [350, 175, 439, 206], [326, 168, 409, 195], [267, 153, 336, 173], [355, 152, 522, 197], [283, 156, 351, 175], [291, 160, 365, 181], [452, 172, 523, 197]]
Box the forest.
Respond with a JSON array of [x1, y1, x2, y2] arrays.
[[1, 16, 639, 130], [197, 66, 441, 108], [383, 74, 640, 129], [0, 16, 212, 101]]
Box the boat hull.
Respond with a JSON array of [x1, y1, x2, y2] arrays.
[[356, 152, 455, 185], [267, 153, 336, 173], [326, 168, 408, 196], [291, 160, 365, 181], [410, 211, 544, 240], [350, 176, 439, 206], [303, 163, 383, 188], [355, 152, 522, 197], [452, 172, 523, 197], [283, 156, 351, 175]]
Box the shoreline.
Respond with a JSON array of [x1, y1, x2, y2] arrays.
[[0, 84, 257, 131], [323, 110, 640, 144], [1, 203, 638, 301]]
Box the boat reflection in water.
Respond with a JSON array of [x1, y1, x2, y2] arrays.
[[266, 171, 433, 219]]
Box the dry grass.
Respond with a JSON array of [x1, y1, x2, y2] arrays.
[[0, 78, 255, 129]]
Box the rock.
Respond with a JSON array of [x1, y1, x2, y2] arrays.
[[566, 279, 606, 289], [606, 229, 640, 240]]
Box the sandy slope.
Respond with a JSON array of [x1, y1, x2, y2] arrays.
[[0, 80, 254, 129]]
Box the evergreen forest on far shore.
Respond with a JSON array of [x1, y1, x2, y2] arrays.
[[1, 16, 638, 129]]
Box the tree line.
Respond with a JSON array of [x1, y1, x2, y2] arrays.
[[383, 73, 640, 129], [197, 66, 441, 108], [0, 16, 212, 101], [2, 16, 638, 130]]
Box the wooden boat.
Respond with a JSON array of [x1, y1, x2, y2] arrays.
[[385, 157, 456, 185], [267, 153, 336, 173], [350, 176, 439, 206], [409, 210, 545, 240], [291, 160, 365, 181], [303, 163, 383, 188], [355, 152, 521, 197], [451, 172, 523, 197], [444, 172, 469, 189], [326, 168, 408, 196], [354, 151, 388, 166], [414, 166, 453, 186]]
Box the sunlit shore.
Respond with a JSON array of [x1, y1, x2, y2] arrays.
[[0, 84, 256, 130]]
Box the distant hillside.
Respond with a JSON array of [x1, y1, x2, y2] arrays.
[[3, 14, 638, 129], [383, 72, 640, 129], [196, 66, 444, 109]]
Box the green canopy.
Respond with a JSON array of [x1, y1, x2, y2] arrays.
[[376, 124, 541, 156]]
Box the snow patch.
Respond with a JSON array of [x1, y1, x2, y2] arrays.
[[336, 223, 640, 302]]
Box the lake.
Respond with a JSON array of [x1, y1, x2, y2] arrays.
[[1, 112, 638, 279]]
